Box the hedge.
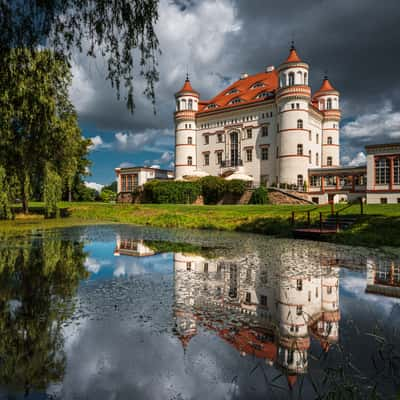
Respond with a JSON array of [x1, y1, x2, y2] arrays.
[[143, 180, 201, 204], [250, 186, 268, 204]]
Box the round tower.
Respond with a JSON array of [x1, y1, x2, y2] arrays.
[[174, 75, 199, 179], [276, 44, 312, 188], [313, 76, 341, 167]]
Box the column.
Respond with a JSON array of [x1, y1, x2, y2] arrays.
[[390, 157, 394, 191]]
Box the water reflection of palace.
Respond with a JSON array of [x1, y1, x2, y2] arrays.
[[366, 258, 400, 298], [173, 249, 340, 385]]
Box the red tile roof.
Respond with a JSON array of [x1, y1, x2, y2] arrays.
[[176, 76, 199, 97], [313, 77, 338, 97], [197, 70, 279, 114], [286, 47, 302, 63]]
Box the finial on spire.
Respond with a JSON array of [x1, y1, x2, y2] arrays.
[[324, 69, 329, 80], [290, 40, 295, 50]]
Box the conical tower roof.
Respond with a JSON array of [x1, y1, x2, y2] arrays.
[[286, 43, 302, 63], [175, 74, 199, 98], [314, 76, 339, 97]]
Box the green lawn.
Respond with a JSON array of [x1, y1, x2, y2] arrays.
[[2, 202, 400, 248]]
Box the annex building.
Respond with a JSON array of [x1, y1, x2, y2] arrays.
[[174, 45, 400, 204]]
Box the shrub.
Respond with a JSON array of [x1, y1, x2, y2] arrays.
[[143, 180, 201, 204], [43, 164, 62, 218], [250, 186, 268, 204], [226, 179, 247, 195], [100, 188, 117, 203], [199, 176, 227, 204]]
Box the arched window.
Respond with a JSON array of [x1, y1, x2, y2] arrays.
[[297, 144, 303, 155], [304, 72, 308, 85], [181, 99, 186, 110], [327, 156, 333, 166], [327, 98, 332, 110], [297, 71, 302, 84], [288, 72, 295, 86], [319, 100, 324, 110], [187, 136, 192, 145], [176, 100, 180, 111], [327, 136, 333, 145], [297, 119, 303, 129], [308, 150, 312, 163], [316, 152, 319, 166], [297, 174, 304, 188], [187, 156, 193, 166], [188, 99, 193, 110]]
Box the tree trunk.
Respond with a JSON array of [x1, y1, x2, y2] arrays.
[[21, 174, 29, 214], [68, 189, 72, 202]]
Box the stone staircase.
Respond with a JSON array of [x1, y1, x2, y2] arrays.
[[238, 190, 254, 205], [268, 187, 314, 205]]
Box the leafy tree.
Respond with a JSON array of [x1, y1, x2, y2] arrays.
[[100, 188, 117, 203], [43, 164, 62, 218], [0, 49, 90, 213], [0, 166, 12, 219], [73, 183, 98, 202], [0, 0, 160, 112], [103, 181, 118, 193]]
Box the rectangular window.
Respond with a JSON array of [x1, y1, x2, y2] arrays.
[[375, 158, 390, 184], [291, 103, 295, 109], [217, 151, 223, 165], [261, 147, 269, 160], [316, 133, 319, 144], [262, 126, 268, 136], [204, 153, 210, 166], [276, 146, 279, 158], [246, 148, 253, 162], [204, 263, 208, 273], [310, 176, 321, 187], [247, 128, 252, 139], [296, 103, 300, 109], [380, 197, 388, 204], [327, 286, 333, 294], [217, 134, 223, 143], [186, 262, 191, 271], [204, 135, 209, 145], [245, 292, 251, 303], [296, 279, 303, 291], [261, 295, 267, 306], [296, 305, 302, 316], [394, 158, 400, 184]]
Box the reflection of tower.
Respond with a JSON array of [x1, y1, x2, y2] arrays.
[[173, 253, 200, 348]]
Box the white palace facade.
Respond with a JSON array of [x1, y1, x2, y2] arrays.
[[174, 44, 340, 193], [173, 45, 400, 204]]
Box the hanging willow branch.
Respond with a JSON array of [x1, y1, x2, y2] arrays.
[[0, 0, 160, 112]]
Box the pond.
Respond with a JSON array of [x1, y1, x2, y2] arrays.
[[0, 225, 399, 399]]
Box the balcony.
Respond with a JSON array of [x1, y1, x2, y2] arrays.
[[220, 159, 243, 168]]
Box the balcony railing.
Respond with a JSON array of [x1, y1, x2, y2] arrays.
[[220, 159, 243, 168]]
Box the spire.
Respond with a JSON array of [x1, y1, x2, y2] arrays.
[[285, 41, 302, 63], [175, 74, 199, 97], [316, 75, 337, 93]]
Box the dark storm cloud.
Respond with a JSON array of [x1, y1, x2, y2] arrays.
[[74, 0, 400, 165]]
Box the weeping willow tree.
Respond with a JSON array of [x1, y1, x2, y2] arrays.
[[0, 49, 91, 214], [0, 232, 88, 394], [43, 164, 63, 218], [0, 167, 12, 219], [0, 0, 160, 112]]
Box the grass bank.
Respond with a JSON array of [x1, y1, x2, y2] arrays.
[[2, 202, 400, 248]]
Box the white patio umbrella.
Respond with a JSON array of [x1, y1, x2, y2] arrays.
[[225, 172, 254, 181], [189, 170, 210, 177]]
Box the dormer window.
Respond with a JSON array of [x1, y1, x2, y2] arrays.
[[226, 88, 239, 95], [256, 91, 273, 99], [229, 97, 242, 104], [251, 81, 265, 89], [207, 103, 217, 109]]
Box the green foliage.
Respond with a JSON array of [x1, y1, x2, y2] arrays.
[[73, 183, 98, 202], [0, 167, 12, 219], [0, 49, 90, 212], [0, 231, 88, 391], [103, 181, 118, 193], [143, 180, 201, 204], [100, 188, 117, 203], [250, 186, 269, 204], [43, 165, 62, 218], [199, 176, 227, 204], [226, 179, 247, 195], [0, 0, 159, 112]]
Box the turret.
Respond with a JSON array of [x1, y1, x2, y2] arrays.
[[313, 76, 341, 167], [174, 75, 199, 178], [276, 44, 312, 188]]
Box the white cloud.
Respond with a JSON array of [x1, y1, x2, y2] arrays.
[[84, 257, 110, 274], [342, 151, 366, 167], [89, 135, 112, 151], [84, 181, 104, 192], [342, 101, 400, 139], [119, 162, 135, 168], [114, 129, 172, 152]]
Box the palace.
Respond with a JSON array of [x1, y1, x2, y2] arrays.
[[173, 45, 400, 204]]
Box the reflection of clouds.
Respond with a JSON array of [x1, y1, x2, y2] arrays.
[[340, 270, 399, 316], [84, 257, 110, 274]]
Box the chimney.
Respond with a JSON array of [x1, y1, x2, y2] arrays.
[[266, 66, 275, 72], [240, 72, 249, 79]]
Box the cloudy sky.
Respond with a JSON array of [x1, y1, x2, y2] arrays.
[[72, 0, 400, 188]]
